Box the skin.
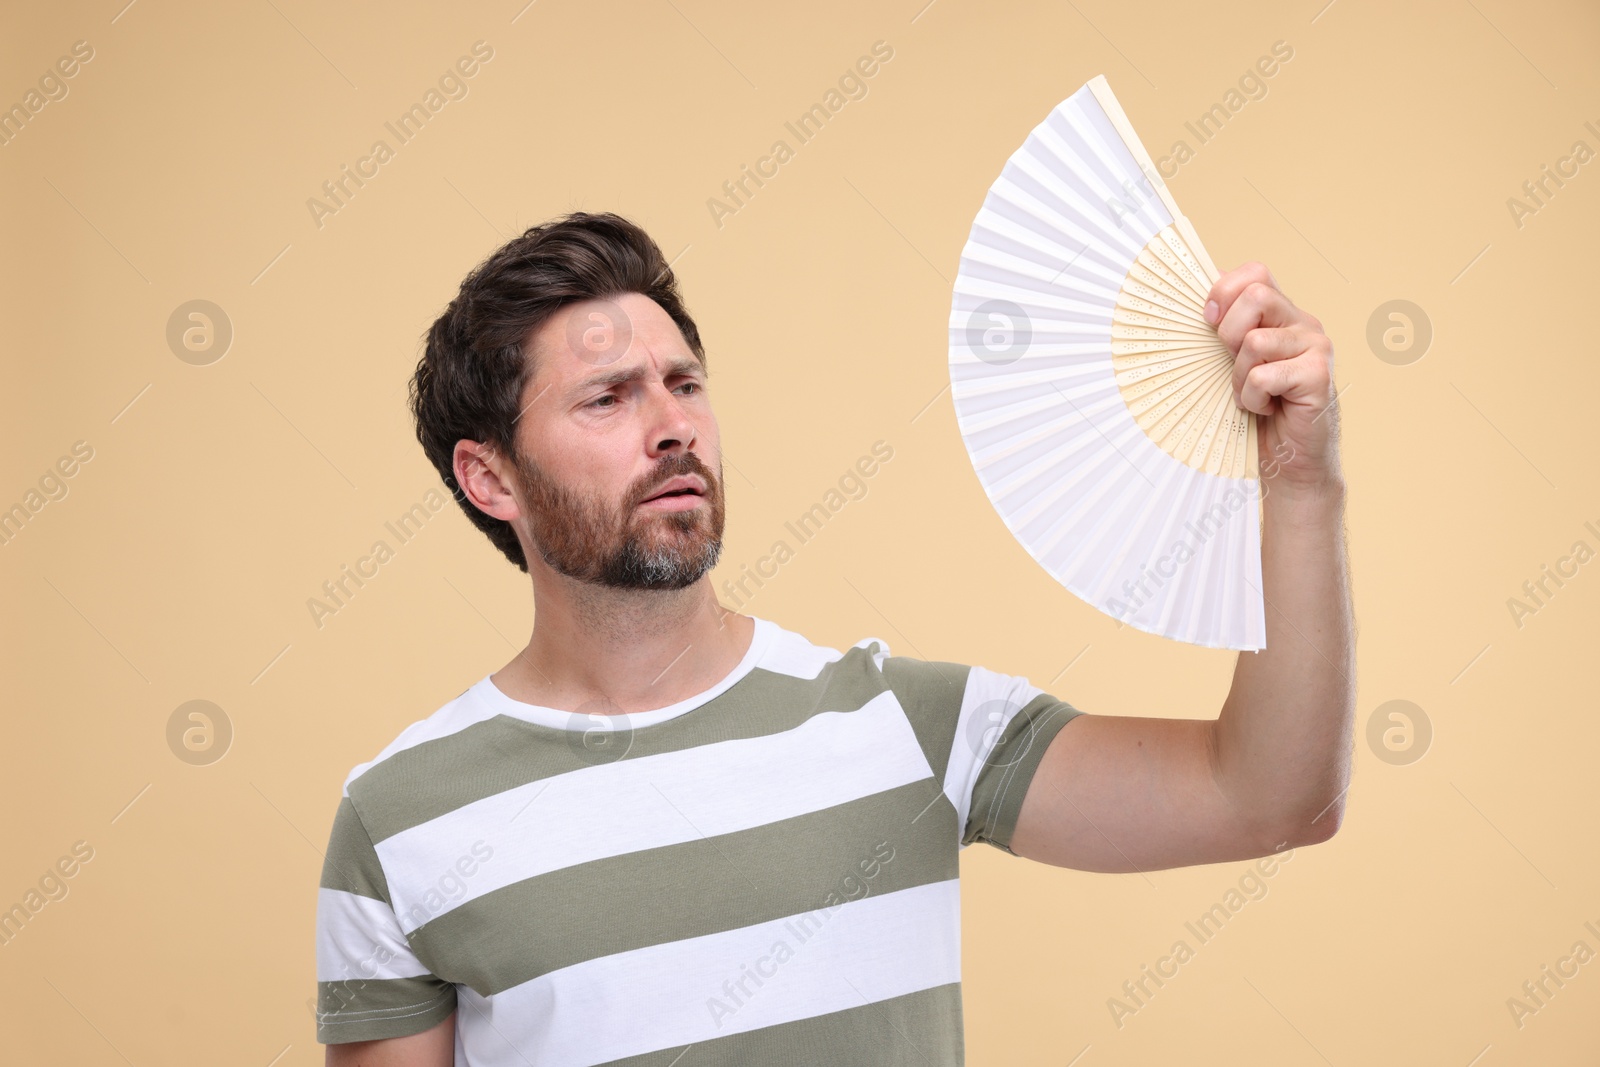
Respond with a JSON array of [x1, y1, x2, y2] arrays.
[[325, 1013, 453, 1066], [328, 264, 1353, 1061], [1009, 262, 1355, 870]]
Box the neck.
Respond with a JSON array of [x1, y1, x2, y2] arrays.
[[494, 575, 755, 716]]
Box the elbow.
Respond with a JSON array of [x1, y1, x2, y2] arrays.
[[1297, 803, 1344, 846], [1272, 793, 1346, 850], [1265, 757, 1353, 851]]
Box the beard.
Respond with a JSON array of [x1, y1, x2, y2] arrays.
[[510, 447, 726, 590]]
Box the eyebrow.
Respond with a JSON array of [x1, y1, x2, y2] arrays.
[[568, 355, 705, 398]]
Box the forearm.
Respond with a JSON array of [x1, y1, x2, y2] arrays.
[[1211, 478, 1355, 847]]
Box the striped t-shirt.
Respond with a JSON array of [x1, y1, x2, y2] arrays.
[[315, 614, 1085, 1065]]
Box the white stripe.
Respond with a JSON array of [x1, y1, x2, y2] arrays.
[[944, 665, 1045, 851], [755, 625, 841, 679], [760, 626, 890, 680], [455, 879, 962, 1067], [315, 888, 434, 983], [377, 690, 934, 931]]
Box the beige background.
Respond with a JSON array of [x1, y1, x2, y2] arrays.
[[3, 0, 1597, 1062]]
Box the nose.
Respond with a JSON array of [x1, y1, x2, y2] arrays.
[[644, 381, 697, 458]]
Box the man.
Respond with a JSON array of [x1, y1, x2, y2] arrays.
[[315, 212, 1353, 1065]]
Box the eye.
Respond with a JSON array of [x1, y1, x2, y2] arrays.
[[677, 381, 701, 396], [588, 394, 617, 409]]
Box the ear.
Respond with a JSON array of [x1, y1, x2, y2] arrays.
[[453, 439, 521, 522]]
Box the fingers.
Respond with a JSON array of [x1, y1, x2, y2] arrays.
[[1204, 260, 1283, 332], [1212, 283, 1311, 361], [1204, 262, 1325, 412], [1238, 333, 1334, 415], [1231, 325, 1300, 407], [1239, 359, 1293, 416], [1240, 355, 1319, 416]]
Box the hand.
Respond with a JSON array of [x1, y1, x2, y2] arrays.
[[1204, 263, 1342, 499]]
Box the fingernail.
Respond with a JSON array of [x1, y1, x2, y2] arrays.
[[1204, 300, 1219, 324]]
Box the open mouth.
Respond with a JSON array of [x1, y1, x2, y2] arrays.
[[641, 474, 708, 504], [640, 486, 705, 509]]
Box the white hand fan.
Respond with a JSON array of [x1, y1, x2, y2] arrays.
[[948, 75, 1266, 650]]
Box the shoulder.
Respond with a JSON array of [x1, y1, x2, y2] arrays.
[[754, 618, 886, 680], [338, 679, 504, 813], [777, 622, 1081, 788], [758, 617, 982, 768], [754, 618, 962, 702]]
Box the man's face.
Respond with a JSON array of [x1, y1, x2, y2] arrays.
[[506, 292, 726, 590]]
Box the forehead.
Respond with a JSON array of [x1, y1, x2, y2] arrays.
[[527, 293, 692, 384]]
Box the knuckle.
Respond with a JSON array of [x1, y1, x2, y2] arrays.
[[1306, 337, 1332, 368]]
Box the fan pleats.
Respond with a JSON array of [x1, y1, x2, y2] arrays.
[[948, 76, 1266, 650]]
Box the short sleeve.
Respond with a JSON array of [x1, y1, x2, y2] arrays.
[[315, 795, 457, 1044], [954, 665, 1085, 855], [880, 653, 1086, 856]]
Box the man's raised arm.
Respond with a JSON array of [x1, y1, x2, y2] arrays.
[[1009, 261, 1355, 872]]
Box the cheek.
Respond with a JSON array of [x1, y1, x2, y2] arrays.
[[695, 415, 722, 457], [700, 438, 724, 488]]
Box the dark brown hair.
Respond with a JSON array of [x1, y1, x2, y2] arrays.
[[409, 211, 706, 572]]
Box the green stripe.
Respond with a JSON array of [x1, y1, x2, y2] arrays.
[[352, 646, 908, 844], [319, 796, 390, 902], [963, 693, 1084, 852], [594, 983, 964, 1066], [410, 780, 959, 994], [316, 976, 455, 1044], [880, 656, 971, 784]]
